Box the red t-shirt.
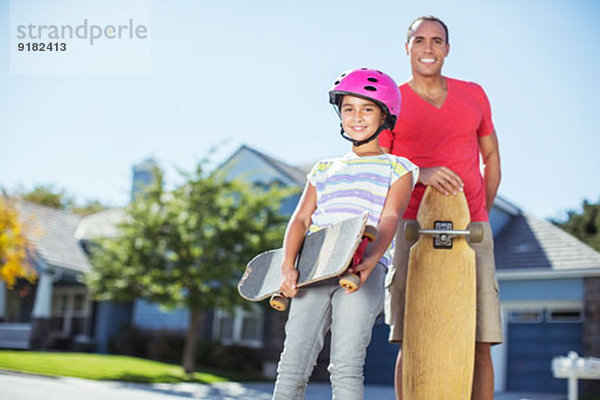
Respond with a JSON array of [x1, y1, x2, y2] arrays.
[[379, 77, 495, 222]]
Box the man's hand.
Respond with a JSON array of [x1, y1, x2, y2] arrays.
[[419, 166, 464, 195], [279, 266, 298, 298]]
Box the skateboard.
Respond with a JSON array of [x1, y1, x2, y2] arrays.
[[238, 212, 377, 311], [402, 186, 483, 399]]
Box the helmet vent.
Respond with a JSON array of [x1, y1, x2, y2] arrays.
[[367, 77, 378, 83], [340, 73, 347, 77], [364, 85, 377, 91], [334, 80, 340, 85]]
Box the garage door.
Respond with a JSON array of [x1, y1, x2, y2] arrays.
[[506, 308, 583, 393]]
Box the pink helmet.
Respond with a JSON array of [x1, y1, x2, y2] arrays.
[[329, 68, 401, 130]]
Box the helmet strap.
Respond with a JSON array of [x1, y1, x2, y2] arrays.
[[339, 123, 386, 147]]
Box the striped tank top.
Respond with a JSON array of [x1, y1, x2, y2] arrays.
[[307, 152, 418, 267]]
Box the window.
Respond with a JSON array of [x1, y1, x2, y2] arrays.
[[508, 309, 544, 323], [51, 288, 91, 337], [217, 316, 234, 341], [547, 309, 583, 323], [213, 305, 263, 348], [4, 280, 36, 323], [507, 307, 584, 324]]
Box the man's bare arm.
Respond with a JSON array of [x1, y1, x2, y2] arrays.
[[478, 131, 501, 213]]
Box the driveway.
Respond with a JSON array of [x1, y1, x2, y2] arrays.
[[0, 370, 566, 400]]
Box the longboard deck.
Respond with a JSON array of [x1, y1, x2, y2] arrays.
[[403, 187, 476, 399], [238, 212, 368, 302]]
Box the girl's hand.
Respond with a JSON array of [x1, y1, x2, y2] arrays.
[[279, 266, 298, 298], [347, 256, 378, 292]]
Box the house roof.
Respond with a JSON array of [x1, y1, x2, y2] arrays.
[[74, 208, 127, 240], [15, 201, 92, 275], [492, 195, 522, 217], [494, 211, 600, 276], [229, 145, 308, 186]]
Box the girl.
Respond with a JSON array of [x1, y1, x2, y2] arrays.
[[272, 68, 418, 400]]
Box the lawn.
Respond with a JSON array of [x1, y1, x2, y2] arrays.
[[0, 351, 232, 384]]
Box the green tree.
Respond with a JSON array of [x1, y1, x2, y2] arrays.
[[15, 184, 108, 216], [87, 164, 291, 373], [554, 199, 600, 251], [19, 184, 73, 209], [71, 200, 108, 216]]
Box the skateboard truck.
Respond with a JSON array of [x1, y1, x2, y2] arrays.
[[269, 225, 377, 311], [405, 220, 484, 248]]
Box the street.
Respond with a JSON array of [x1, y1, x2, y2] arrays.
[[0, 371, 392, 400], [0, 370, 567, 400]]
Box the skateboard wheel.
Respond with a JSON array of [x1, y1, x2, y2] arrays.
[[269, 295, 289, 311], [363, 225, 377, 242], [405, 221, 420, 242], [339, 273, 360, 292], [468, 223, 484, 244]]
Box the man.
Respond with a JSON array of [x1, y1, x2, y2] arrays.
[[379, 16, 502, 400]]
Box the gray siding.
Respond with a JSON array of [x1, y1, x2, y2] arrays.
[[499, 278, 583, 301]]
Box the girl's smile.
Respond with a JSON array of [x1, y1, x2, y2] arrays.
[[340, 95, 385, 141]]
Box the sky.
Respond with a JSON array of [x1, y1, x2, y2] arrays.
[[1, 0, 599, 221]]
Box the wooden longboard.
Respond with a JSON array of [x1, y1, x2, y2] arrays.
[[403, 186, 477, 399], [238, 212, 372, 305]]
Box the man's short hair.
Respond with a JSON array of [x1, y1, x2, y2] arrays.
[[406, 15, 449, 44]]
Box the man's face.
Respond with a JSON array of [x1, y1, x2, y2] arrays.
[[406, 20, 450, 78]]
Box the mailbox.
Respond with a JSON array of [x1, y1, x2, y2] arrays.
[[553, 351, 600, 380], [552, 351, 600, 400]]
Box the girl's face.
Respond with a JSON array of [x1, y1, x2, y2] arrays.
[[340, 95, 385, 142]]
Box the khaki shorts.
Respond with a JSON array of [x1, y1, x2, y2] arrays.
[[384, 220, 503, 344]]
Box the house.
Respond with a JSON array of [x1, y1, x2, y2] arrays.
[[2, 144, 599, 396], [0, 201, 94, 350], [0, 159, 159, 352], [490, 199, 600, 393]]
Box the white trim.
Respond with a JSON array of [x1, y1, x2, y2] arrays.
[[493, 197, 522, 216], [501, 300, 582, 310], [31, 272, 53, 318], [212, 305, 264, 348], [497, 268, 600, 281]]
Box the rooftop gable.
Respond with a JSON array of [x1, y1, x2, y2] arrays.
[[15, 201, 92, 275], [217, 145, 307, 187], [494, 211, 600, 273]]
